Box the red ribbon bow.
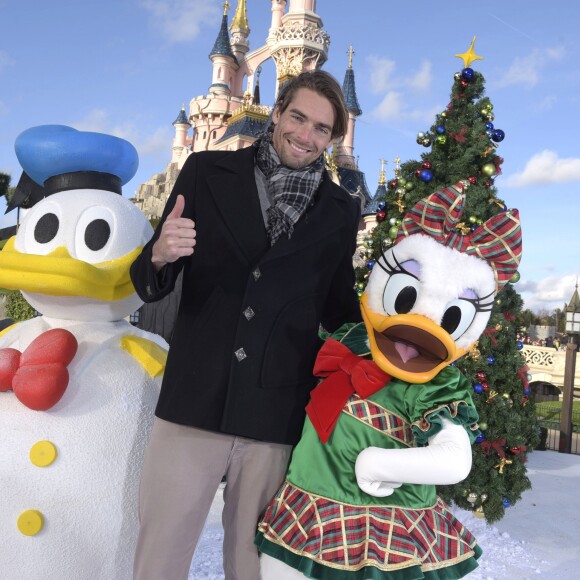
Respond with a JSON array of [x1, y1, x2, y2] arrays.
[[483, 327, 498, 346], [305, 338, 391, 443], [0, 329, 78, 410], [480, 437, 506, 458]]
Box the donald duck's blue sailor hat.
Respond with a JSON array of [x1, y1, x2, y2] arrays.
[[8, 125, 139, 212]]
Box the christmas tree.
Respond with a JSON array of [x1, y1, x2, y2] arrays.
[[357, 38, 539, 523]]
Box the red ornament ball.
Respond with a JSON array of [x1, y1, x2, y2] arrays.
[[460, 79, 469, 88], [421, 161, 432, 170], [376, 211, 386, 222], [388, 180, 398, 190], [414, 168, 422, 178], [468, 176, 477, 184]]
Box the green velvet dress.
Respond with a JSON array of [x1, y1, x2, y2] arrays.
[[256, 323, 482, 579]]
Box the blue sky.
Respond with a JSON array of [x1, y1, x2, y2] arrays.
[[1, 0, 579, 314]]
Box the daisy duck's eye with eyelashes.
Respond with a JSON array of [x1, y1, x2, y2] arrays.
[[378, 253, 422, 316], [440, 289, 495, 340]]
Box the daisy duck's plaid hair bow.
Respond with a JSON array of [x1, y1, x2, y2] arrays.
[[396, 182, 522, 291]]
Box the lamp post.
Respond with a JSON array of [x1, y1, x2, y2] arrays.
[[559, 282, 580, 453]]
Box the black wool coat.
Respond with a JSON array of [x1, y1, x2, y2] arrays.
[[130, 146, 362, 445]]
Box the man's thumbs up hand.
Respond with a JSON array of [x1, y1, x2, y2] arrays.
[[151, 194, 196, 270]]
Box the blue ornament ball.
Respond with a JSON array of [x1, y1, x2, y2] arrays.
[[475, 433, 486, 444], [461, 67, 475, 81], [487, 355, 495, 365], [492, 129, 505, 142], [485, 122, 494, 131], [367, 259, 375, 270], [503, 497, 511, 508], [517, 340, 524, 350], [377, 200, 386, 211], [473, 383, 484, 394], [524, 387, 531, 395], [419, 169, 433, 183], [436, 125, 446, 134]]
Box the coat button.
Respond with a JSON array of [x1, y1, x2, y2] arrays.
[[234, 348, 247, 362], [243, 307, 255, 321], [252, 268, 261, 281]]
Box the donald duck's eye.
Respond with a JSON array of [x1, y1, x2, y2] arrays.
[[382, 273, 420, 315], [34, 213, 59, 244], [85, 219, 111, 251], [441, 299, 477, 340]]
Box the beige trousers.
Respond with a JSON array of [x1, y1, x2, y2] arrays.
[[133, 418, 292, 580]]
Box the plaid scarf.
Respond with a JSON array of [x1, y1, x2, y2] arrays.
[[254, 130, 325, 245]]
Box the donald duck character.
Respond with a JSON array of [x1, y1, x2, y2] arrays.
[[257, 183, 522, 579], [0, 125, 167, 580]]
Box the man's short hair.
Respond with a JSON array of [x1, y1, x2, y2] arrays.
[[274, 70, 349, 141]]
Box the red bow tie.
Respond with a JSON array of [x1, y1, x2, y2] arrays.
[[0, 329, 78, 410], [306, 338, 391, 443]]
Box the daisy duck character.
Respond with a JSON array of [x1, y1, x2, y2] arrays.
[[257, 182, 522, 579]]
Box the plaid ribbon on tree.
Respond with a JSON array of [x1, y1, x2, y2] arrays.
[[396, 183, 522, 290]]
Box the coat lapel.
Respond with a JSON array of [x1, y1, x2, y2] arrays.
[[207, 148, 269, 265]]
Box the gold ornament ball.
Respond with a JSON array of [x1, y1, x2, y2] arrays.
[[405, 181, 414, 191], [481, 108, 489, 117], [436, 135, 447, 145], [398, 177, 407, 186], [469, 215, 477, 224], [482, 163, 497, 177], [467, 492, 478, 504], [388, 225, 399, 239]]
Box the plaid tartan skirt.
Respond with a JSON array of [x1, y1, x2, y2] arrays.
[[256, 481, 481, 579]]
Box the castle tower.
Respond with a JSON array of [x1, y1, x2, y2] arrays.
[[209, 1, 238, 97], [171, 105, 192, 164], [268, 0, 329, 91], [229, 0, 250, 96], [334, 45, 361, 169]]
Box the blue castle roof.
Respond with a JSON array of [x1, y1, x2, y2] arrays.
[[209, 14, 237, 62], [342, 68, 362, 116], [363, 183, 387, 215]]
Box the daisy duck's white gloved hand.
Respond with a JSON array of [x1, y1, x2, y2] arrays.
[[355, 417, 473, 497]]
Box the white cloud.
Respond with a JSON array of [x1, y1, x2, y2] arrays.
[[366, 55, 432, 94], [407, 60, 432, 91], [140, 0, 220, 44], [494, 46, 566, 89], [366, 55, 397, 94], [530, 95, 557, 112], [504, 150, 580, 186], [0, 50, 14, 74], [72, 109, 171, 167], [518, 274, 578, 313]]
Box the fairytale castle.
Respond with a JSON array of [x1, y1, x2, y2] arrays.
[[132, 0, 382, 244]]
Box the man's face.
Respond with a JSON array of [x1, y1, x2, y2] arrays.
[[271, 88, 336, 169]]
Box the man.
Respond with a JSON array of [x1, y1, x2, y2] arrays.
[[130, 70, 362, 580]]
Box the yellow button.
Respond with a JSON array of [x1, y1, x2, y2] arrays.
[[30, 441, 57, 467], [17, 510, 44, 536]]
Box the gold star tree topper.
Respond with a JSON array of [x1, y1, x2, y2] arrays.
[[455, 36, 484, 68]]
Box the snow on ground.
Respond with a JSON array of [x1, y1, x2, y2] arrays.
[[189, 450, 580, 579]]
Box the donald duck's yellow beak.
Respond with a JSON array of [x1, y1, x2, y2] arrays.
[[0, 237, 141, 302], [360, 293, 468, 384]]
